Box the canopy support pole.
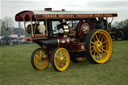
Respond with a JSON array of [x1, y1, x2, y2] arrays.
[[45, 19, 48, 36], [34, 19, 38, 35], [106, 17, 109, 29], [23, 20, 27, 37], [110, 17, 114, 24], [30, 19, 34, 37]]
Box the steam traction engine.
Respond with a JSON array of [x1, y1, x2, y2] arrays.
[[15, 8, 117, 71]]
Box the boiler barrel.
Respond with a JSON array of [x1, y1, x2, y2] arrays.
[[39, 38, 58, 47], [39, 37, 72, 47]]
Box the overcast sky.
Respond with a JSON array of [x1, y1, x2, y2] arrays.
[[0, 0, 128, 27]]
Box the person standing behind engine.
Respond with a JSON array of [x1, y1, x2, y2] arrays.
[[97, 18, 107, 30]]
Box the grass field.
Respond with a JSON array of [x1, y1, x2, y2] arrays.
[[0, 41, 128, 85]]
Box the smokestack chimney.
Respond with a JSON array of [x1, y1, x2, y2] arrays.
[[62, 9, 65, 11], [44, 8, 52, 11]]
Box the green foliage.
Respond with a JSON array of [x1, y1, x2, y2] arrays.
[[0, 41, 128, 85], [0, 17, 14, 36], [113, 19, 128, 29], [1, 21, 12, 36]]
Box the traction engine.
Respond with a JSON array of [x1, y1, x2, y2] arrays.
[[15, 8, 117, 71]]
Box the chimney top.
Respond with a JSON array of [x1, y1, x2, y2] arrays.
[[62, 9, 65, 11], [44, 8, 52, 11]]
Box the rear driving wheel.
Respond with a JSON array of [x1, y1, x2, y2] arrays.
[[31, 48, 49, 70], [85, 29, 112, 64], [51, 48, 70, 72]]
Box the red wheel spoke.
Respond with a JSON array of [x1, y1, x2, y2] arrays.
[[36, 51, 40, 57], [39, 51, 41, 57], [97, 52, 99, 57], [91, 41, 96, 45], [91, 49, 95, 53], [102, 49, 108, 53], [100, 36, 104, 42], [92, 37, 96, 41], [39, 62, 43, 67], [102, 40, 108, 44], [93, 52, 96, 57], [99, 33, 102, 40], [102, 45, 106, 48], [95, 34, 99, 41], [35, 54, 40, 58], [101, 52, 104, 58], [99, 53, 103, 59], [91, 45, 94, 48]]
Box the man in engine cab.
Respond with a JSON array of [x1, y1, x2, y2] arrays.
[[56, 19, 68, 35], [96, 18, 107, 30], [27, 23, 46, 34], [57, 19, 67, 29]]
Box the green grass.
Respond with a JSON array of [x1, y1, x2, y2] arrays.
[[0, 41, 128, 85]]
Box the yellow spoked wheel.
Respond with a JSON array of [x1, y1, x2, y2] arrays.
[[51, 48, 70, 72], [85, 29, 112, 64], [31, 48, 49, 70]]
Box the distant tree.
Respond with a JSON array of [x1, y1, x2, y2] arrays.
[[4, 17, 14, 28], [123, 19, 128, 26], [0, 19, 2, 35], [113, 19, 128, 29], [0, 19, 2, 27], [112, 21, 119, 28], [1, 17, 14, 36], [1, 21, 11, 36]]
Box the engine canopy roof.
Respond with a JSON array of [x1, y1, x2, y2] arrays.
[[15, 10, 118, 21]]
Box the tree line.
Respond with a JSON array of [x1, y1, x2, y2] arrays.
[[112, 19, 128, 29], [0, 17, 23, 37], [0, 17, 14, 36]]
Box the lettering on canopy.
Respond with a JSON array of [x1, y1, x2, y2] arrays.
[[35, 14, 117, 19]]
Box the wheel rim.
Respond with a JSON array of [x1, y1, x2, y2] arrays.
[[33, 48, 49, 70], [54, 48, 70, 71], [90, 30, 112, 63]]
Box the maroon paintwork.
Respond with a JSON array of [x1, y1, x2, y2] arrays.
[[78, 21, 93, 39], [15, 11, 34, 21]]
